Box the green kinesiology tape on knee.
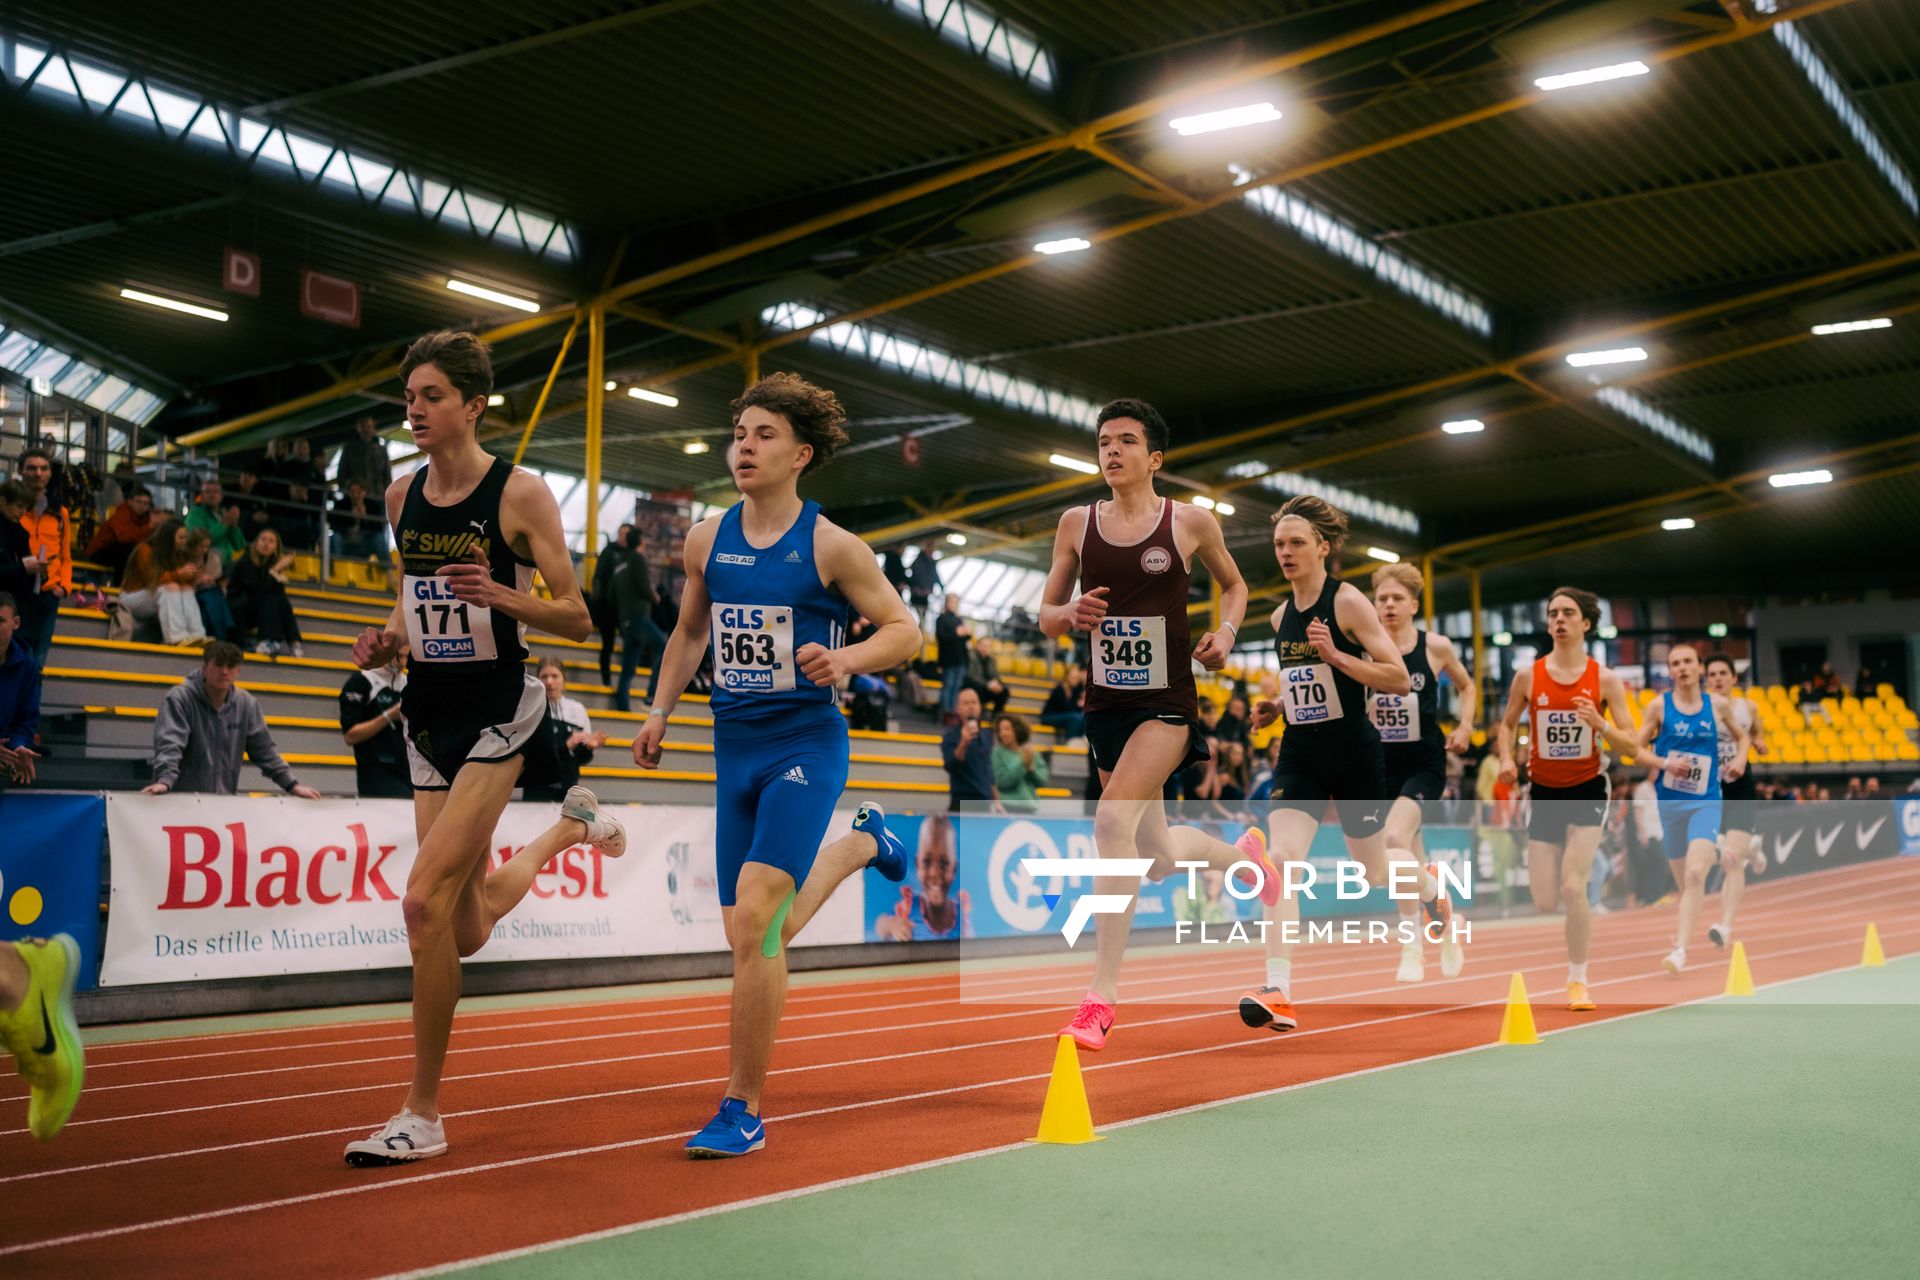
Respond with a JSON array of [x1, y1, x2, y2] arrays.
[[761, 890, 796, 959]]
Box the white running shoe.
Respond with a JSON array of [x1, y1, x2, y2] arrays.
[[1662, 947, 1687, 975], [1748, 846, 1766, 874], [344, 1109, 448, 1166], [1707, 922, 1730, 950], [1395, 945, 1425, 984], [562, 786, 626, 858], [1439, 928, 1465, 979]]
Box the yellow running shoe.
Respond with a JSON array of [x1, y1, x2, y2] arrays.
[[1567, 981, 1597, 1012], [1, 935, 86, 1141]]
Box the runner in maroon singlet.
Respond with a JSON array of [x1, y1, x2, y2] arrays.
[[1039, 399, 1274, 1051]]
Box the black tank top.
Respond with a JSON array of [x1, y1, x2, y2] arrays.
[[1078, 497, 1196, 718], [395, 456, 532, 684], [1273, 576, 1376, 742], [1375, 629, 1443, 765]]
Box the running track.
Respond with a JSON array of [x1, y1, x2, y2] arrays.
[[2, 858, 1912, 1277]]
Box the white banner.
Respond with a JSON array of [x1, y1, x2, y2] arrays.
[[101, 795, 863, 986]]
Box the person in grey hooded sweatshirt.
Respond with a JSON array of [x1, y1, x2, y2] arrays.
[[142, 641, 322, 798]]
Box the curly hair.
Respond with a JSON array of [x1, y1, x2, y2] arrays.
[[400, 330, 495, 423], [731, 372, 849, 476], [1096, 398, 1168, 455]]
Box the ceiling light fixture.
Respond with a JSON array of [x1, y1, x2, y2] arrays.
[[120, 287, 227, 322], [486, 394, 505, 406], [1768, 469, 1833, 488], [1661, 517, 1696, 531], [1810, 318, 1891, 335], [1565, 346, 1648, 368], [1534, 60, 1650, 92], [1034, 237, 1091, 255], [1441, 418, 1485, 435], [628, 387, 679, 408], [1048, 452, 1100, 475], [683, 439, 709, 455], [445, 278, 540, 313], [946, 533, 967, 546], [1169, 102, 1283, 136], [1366, 546, 1401, 563]]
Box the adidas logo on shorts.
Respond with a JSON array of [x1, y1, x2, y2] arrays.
[[783, 765, 808, 785]]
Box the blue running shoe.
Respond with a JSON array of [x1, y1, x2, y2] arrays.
[[854, 802, 907, 882], [686, 1097, 766, 1159]]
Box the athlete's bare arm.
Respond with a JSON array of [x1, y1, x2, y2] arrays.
[[632, 517, 720, 768], [1039, 507, 1106, 637], [803, 520, 922, 685], [1580, 673, 1657, 765], [1248, 603, 1291, 729], [1182, 505, 1246, 671], [450, 469, 590, 642], [1431, 633, 1477, 753], [1330, 583, 1411, 695], [1495, 665, 1531, 785], [352, 477, 413, 669], [1711, 693, 1751, 779]]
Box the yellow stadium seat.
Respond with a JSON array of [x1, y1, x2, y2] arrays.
[[1900, 712, 1919, 731], [1851, 745, 1878, 763], [1878, 683, 1897, 701], [1898, 742, 1920, 762], [1803, 746, 1830, 765]]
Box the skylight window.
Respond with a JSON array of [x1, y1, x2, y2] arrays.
[[0, 323, 169, 425], [1591, 386, 1714, 463], [1241, 186, 1493, 337], [882, 0, 1056, 89], [5, 41, 578, 260], [760, 303, 1102, 427], [1227, 461, 1422, 534]]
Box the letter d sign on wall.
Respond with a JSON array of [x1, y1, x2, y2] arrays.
[[223, 247, 260, 297]]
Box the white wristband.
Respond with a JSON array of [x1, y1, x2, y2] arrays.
[[1219, 620, 1237, 637], [645, 707, 667, 719]]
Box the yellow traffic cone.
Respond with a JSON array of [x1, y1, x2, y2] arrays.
[[1724, 941, 1755, 997], [1031, 1036, 1101, 1144], [1862, 923, 1886, 968], [1497, 972, 1539, 1045]]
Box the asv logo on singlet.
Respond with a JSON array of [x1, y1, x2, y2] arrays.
[[711, 604, 795, 693], [1093, 616, 1167, 690]]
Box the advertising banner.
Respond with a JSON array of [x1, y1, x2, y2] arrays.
[[1897, 796, 1920, 856], [0, 792, 106, 990], [1753, 801, 1899, 879], [101, 795, 860, 986]]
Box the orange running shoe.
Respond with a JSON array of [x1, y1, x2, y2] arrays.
[[1238, 986, 1298, 1033], [1229, 825, 1283, 908], [1567, 982, 1596, 1012]]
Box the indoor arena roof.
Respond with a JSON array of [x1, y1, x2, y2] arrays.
[[3, 0, 1918, 616]]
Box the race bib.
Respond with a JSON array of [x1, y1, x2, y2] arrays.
[[1369, 692, 1419, 743], [1092, 616, 1168, 691], [1665, 750, 1713, 796], [1536, 709, 1593, 760], [1281, 662, 1343, 726], [711, 603, 795, 694], [404, 574, 495, 664]]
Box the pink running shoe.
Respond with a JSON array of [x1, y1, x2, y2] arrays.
[[1229, 825, 1283, 908], [1059, 995, 1115, 1051]]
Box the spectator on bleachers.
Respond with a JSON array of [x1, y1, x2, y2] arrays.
[[1866, 777, 1882, 799], [1040, 664, 1086, 742], [335, 414, 393, 496], [228, 528, 304, 658], [84, 481, 155, 581], [610, 527, 667, 713], [1854, 665, 1878, 700], [1215, 693, 1252, 749], [991, 713, 1049, 814], [964, 635, 1009, 718], [907, 541, 941, 631], [589, 523, 631, 686], [116, 518, 204, 645], [328, 479, 387, 559], [232, 469, 272, 540], [185, 477, 226, 539], [280, 439, 327, 551], [0, 592, 41, 788], [1845, 776, 1865, 801], [191, 486, 248, 564], [1804, 662, 1842, 702], [526, 655, 605, 803], [143, 642, 320, 798], [339, 651, 411, 799], [882, 546, 909, 600], [934, 593, 970, 716], [0, 482, 34, 606], [846, 669, 891, 733], [11, 448, 71, 672], [184, 527, 239, 643], [1004, 603, 1044, 655], [1249, 736, 1279, 802], [1212, 739, 1251, 821], [942, 686, 998, 812]]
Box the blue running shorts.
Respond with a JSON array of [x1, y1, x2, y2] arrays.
[[712, 705, 850, 906]]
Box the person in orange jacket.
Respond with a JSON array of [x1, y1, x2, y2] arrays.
[[84, 483, 157, 581], [13, 447, 71, 672]]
